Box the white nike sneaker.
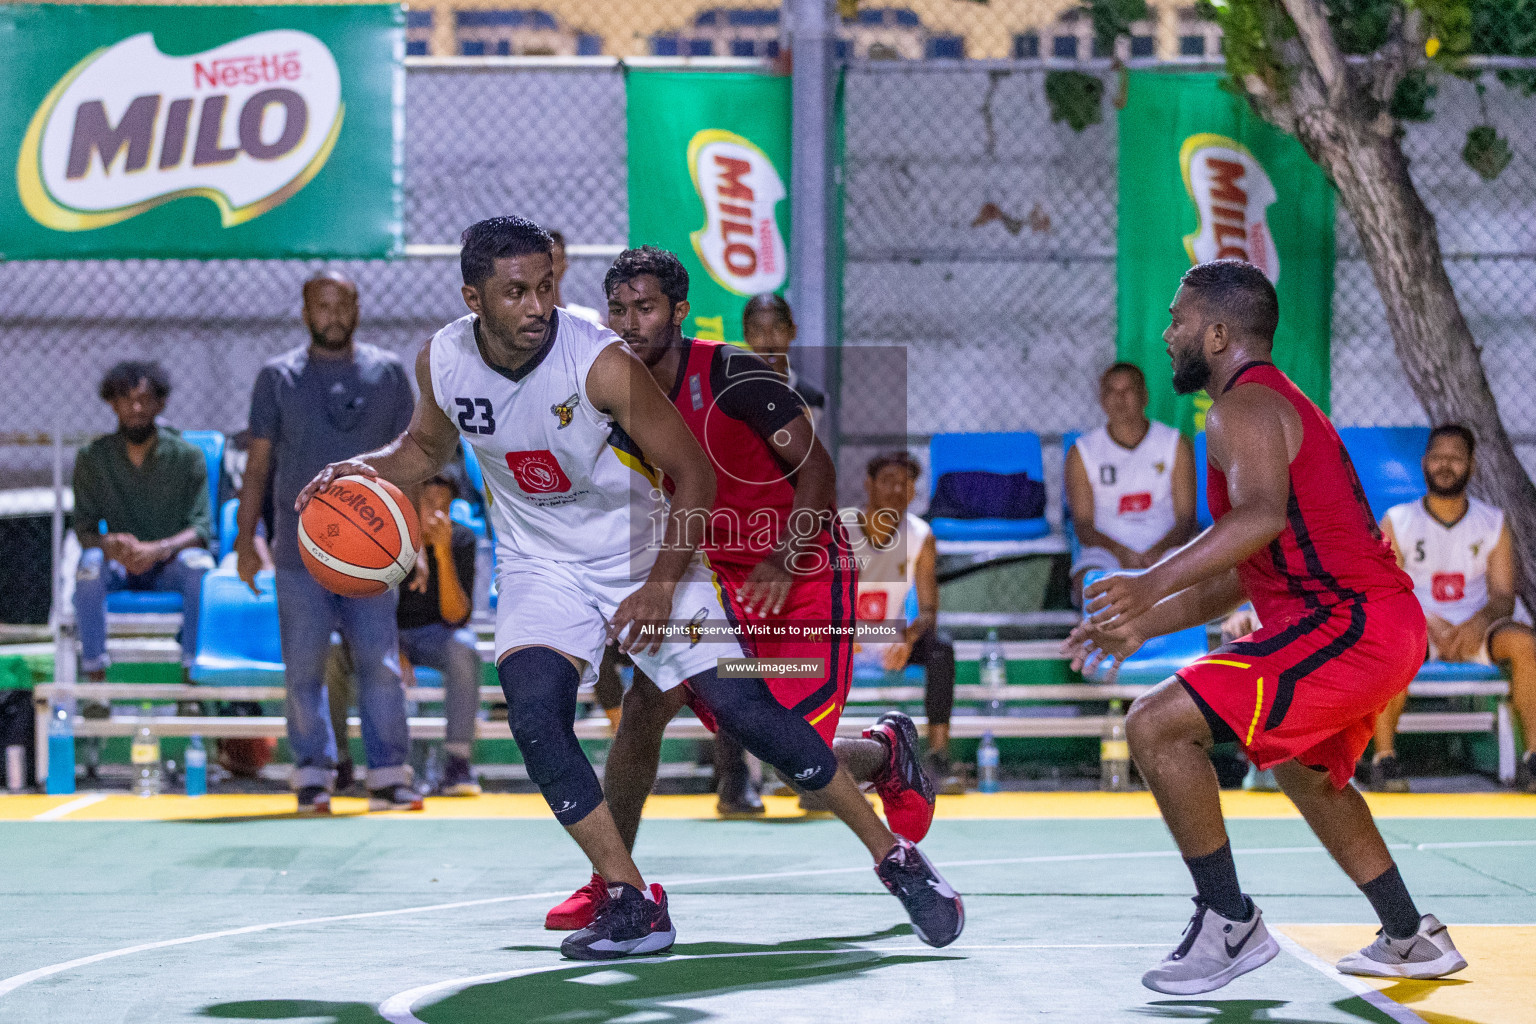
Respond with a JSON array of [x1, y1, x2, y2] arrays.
[[1142, 898, 1279, 995], [1336, 914, 1467, 979]]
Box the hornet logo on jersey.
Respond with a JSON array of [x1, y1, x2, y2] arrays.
[[551, 393, 580, 429], [684, 607, 709, 647]]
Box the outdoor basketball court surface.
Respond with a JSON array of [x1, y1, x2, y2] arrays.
[[3, 792, 1533, 1024]]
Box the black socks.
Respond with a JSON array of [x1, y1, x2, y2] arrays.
[[1360, 864, 1422, 940], [1184, 841, 1248, 921]]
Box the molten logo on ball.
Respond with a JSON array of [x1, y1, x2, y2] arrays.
[[505, 449, 571, 494]]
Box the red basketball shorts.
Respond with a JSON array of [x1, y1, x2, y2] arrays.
[[687, 547, 857, 747], [1176, 591, 1427, 789]]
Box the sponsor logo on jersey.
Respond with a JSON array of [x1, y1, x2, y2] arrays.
[[688, 373, 704, 411], [18, 30, 343, 232], [1119, 492, 1153, 515], [684, 607, 708, 648], [1179, 133, 1281, 283], [1432, 572, 1466, 603], [687, 129, 788, 297], [550, 392, 579, 429], [505, 449, 572, 494], [856, 591, 889, 623]]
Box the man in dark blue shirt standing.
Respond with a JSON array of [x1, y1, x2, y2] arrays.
[[236, 271, 419, 814]]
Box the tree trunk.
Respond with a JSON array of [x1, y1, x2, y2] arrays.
[[1289, 112, 1536, 611]]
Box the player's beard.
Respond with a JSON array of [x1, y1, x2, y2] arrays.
[[1426, 467, 1472, 498], [1171, 348, 1212, 395]]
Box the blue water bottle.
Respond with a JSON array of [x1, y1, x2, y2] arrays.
[[977, 731, 1000, 794], [184, 735, 207, 797], [47, 700, 76, 795]]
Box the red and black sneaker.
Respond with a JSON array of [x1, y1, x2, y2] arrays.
[[560, 882, 676, 960], [865, 711, 937, 841], [546, 873, 607, 931]]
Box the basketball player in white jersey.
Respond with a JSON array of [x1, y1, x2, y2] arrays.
[[1374, 425, 1536, 792], [295, 217, 963, 960], [840, 452, 961, 791], [1066, 362, 1198, 606]]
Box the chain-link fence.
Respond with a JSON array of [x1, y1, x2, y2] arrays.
[[840, 60, 1536, 513], [0, 63, 630, 490], [3, 2, 1536, 546]]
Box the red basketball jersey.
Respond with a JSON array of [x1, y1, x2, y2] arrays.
[[1206, 362, 1413, 623], [665, 338, 807, 563]]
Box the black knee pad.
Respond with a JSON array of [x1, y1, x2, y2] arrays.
[[498, 647, 603, 825], [688, 669, 838, 792]]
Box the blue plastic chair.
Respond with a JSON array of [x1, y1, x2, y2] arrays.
[[1337, 426, 1431, 522], [449, 498, 486, 539], [1193, 432, 1213, 528], [1413, 660, 1504, 683], [190, 568, 284, 685], [461, 441, 486, 501], [926, 432, 1051, 542], [180, 429, 226, 533], [219, 499, 240, 558], [1080, 570, 1209, 683]]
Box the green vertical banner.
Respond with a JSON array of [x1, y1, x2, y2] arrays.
[[625, 69, 792, 344], [0, 3, 402, 258], [1117, 72, 1334, 434]]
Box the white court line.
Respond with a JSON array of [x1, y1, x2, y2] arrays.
[[1271, 931, 1429, 1024], [1416, 839, 1536, 850], [1, 838, 1528, 1003], [30, 794, 107, 821]]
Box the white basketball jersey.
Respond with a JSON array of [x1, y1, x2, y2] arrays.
[[429, 309, 665, 567], [1074, 422, 1181, 553], [1385, 497, 1504, 625], [841, 508, 930, 625]]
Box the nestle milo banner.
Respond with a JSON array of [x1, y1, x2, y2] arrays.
[[0, 4, 402, 259], [1117, 72, 1334, 433], [625, 69, 791, 344]]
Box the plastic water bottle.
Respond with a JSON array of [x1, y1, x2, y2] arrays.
[[131, 704, 162, 798], [1101, 699, 1131, 792], [977, 731, 1000, 793], [980, 629, 1006, 713], [47, 700, 76, 795], [473, 534, 494, 613], [184, 736, 207, 797]]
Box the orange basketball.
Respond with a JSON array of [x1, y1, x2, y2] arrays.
[[298, 475, 421, 597]]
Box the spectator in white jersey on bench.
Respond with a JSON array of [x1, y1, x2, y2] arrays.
[[1066, 362, 1198, 607], [1372, 424, 1536, 793]]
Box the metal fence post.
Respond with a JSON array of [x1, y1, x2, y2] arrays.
[[787, 0, 839, 459]]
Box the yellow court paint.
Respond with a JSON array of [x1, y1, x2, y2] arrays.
[[1278, 924, 1536, 1024], [1, 795, 81, 818], [4, 790, 1535, 822]]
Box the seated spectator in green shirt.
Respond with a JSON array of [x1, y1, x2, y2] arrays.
[[72, 361, 215, 681]]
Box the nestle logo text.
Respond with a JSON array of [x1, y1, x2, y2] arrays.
[[193, 52, 302, 90]]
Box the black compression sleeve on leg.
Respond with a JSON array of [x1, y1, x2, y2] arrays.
[[688, 668, 838, 792], [914, 629, 956, 726], [499, 647, 603, 826], [1359, 864, 1422, 940]]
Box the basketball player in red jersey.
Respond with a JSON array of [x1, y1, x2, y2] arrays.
[[544, 246, 940, 932], [1065, 260, 1466, 994]]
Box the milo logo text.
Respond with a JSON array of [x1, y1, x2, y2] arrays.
[[1179, 133, 1281, 283], [18, 30, 344, 232], [687, 129, 788, 296], [330, 485, 386, 534]]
